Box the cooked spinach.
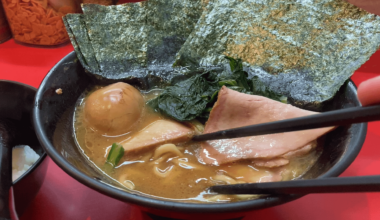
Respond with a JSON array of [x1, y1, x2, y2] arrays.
[[149, 56, 286, 121], [148, 73, 218, 121]]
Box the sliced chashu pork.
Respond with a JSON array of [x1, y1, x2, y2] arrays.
[[199, 86, 334, 165], [121, 119, 193, 153], [251, 142, 316, 168]]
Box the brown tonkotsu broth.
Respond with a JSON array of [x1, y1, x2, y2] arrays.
[[73, 86, 322, 203]]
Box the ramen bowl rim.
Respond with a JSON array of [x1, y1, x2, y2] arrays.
[[32, 51, 367, 214]]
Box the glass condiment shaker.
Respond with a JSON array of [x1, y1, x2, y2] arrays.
[[0, 1, 11, 43], [1, 0, 80, 46]]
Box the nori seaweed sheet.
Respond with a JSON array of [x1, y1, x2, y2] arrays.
[[63, 14, 100, 73], [63, 0, 204, 79], [175, 0, 380, 102], [82, 3, 148, 74], [63, 16, 87, 69], [145, 0, 204, 65]]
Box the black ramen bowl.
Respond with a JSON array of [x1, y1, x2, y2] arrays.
[[0, 81, 48, 217], [33, 52, 367, 219]]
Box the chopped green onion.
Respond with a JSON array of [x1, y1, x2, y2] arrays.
[[280, 96, 288, 104], [218, 80, 237, 87], [204, 107, 213, 113], [104, 143, 124, 171], [209, 91, 219, 103]]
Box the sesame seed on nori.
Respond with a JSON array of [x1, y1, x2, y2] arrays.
[[175, 0, 380, 102]]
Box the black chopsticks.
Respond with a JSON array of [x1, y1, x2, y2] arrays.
[[209, 175, 380, 195], [192, 105, 380, 142], [196, 105, 380, 195]]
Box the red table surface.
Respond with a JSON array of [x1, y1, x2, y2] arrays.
[[1, 39, 380, 220]]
